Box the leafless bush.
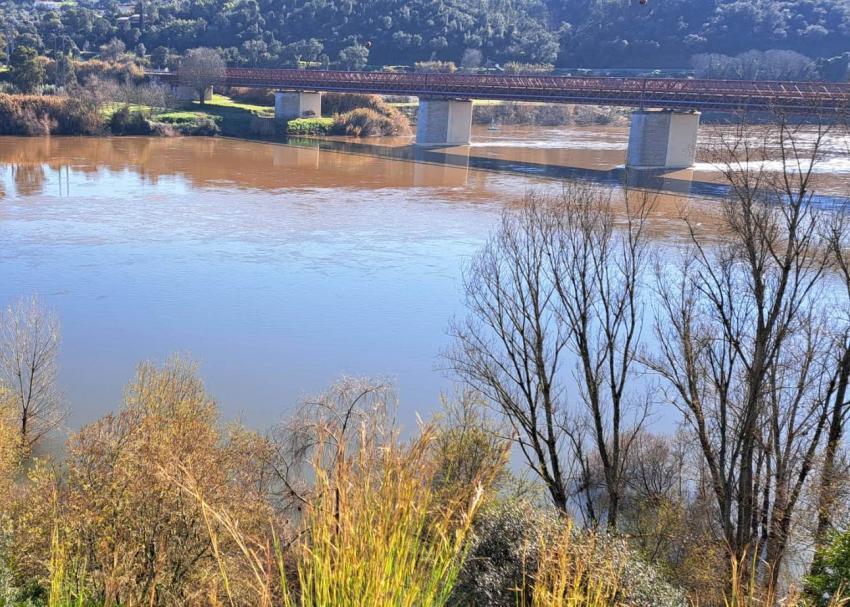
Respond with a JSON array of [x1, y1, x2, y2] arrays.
[[0, 296, 63, 451], [11, 357, 284, 606], [692, 50, 819, 81], [269, 377, 396, 512]]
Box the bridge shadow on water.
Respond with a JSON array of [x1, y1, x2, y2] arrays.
[[281, 136, 850, 208]]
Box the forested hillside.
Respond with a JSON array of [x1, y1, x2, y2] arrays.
[[0, 0, 848, 71]]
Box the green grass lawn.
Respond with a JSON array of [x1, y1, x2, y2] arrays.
[[286, 116, 335, 135], [97, 95, 273, 137], [100, 102, 162, 119], [157, 110, 220, 125], [204, 94, 275, 117], [188, 95, 274, 136]]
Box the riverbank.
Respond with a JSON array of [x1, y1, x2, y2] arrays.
[[0, 91, 410, 139], [0, 90, 820, 144], [0, 93, 103, 136], [0, 90, 630, 140]]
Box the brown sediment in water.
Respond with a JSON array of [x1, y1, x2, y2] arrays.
[[0, 123, 846, 241]]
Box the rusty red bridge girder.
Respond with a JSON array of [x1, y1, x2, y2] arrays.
[[150, 68, 850, 116]]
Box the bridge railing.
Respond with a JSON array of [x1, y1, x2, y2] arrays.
[[147, 69, 850, 115]]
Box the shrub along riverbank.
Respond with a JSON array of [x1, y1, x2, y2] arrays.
[[0, 90, 412, 139], [280, 94, 411, 137], [0, 94, 102, 136]]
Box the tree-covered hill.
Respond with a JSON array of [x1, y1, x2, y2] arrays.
[[0, 0, 848, 73], [557, 0, 850, 68]]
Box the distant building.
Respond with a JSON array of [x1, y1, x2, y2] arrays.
[[33, 1, 63, 10]]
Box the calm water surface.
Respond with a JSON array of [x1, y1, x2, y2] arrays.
[[0, 125, 846, 430], [0, 131, 534, 429]]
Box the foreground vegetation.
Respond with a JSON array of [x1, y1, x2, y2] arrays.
[[0, 349, 687, 607], [0, 348, 845, 607]]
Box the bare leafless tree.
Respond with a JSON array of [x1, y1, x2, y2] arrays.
[[79, 75, 121, 113], [644, 118, 836, 586], [179, 47, 225, 106], [546, 184, 654, 528], [448, 195, 571, 511], [118, 81, 173, 116], [268, 377, 395, 513], [815, 208, 850, 545], [447, 185, 653, 525], [0, 296, 63, 451]]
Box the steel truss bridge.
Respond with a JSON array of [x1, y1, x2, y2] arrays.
[[151, 68, 850, 115]]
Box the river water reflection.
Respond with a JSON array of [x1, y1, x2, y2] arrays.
[[0, 125, 847, 430]]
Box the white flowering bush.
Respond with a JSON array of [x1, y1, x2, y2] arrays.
[[449, 500, 687, 607], [450, 500, 554, 607], [598, 537, 688, 607]]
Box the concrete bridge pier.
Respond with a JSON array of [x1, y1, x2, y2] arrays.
[[274, 91, 322, 121], [626, 109, 701, 170], [416, 99, 473, 147], [172, 85, 213, 102]]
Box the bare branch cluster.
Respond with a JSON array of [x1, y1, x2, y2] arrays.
[[0, 296, 63, 452], [646, 119, 849, 586], [448, 183, 655, 528], [450, 118, 850, 592]]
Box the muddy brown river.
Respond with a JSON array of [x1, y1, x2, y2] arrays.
[[1, 125, 847, 430]]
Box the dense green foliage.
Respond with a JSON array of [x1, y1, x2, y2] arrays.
[[108, 104, 153, 133], [8, 46, 45, 93], [806, 529, 850, 607], [555, 0, 850, 69], [285, 116, 334, 135], [0, 0, 848, 72]]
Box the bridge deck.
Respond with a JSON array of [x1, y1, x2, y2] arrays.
[[152, 69, 850, 115]]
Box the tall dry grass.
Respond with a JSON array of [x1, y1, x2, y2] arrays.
[[322, 92, 411, 136], [178, 400, 504, 607], [518, 522, 625, 607], [44, 479, 91, 607], [0, 386, 19, 497], [47, 524, 89, 607], [73, 59, 146, 85], [284, 426, 487, 607], [0, 94, 102, 135], [720, 551, 847, 607], [333, 107, 409, 136]]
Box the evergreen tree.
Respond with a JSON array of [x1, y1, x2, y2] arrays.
[[10, 46, 45, 93]]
